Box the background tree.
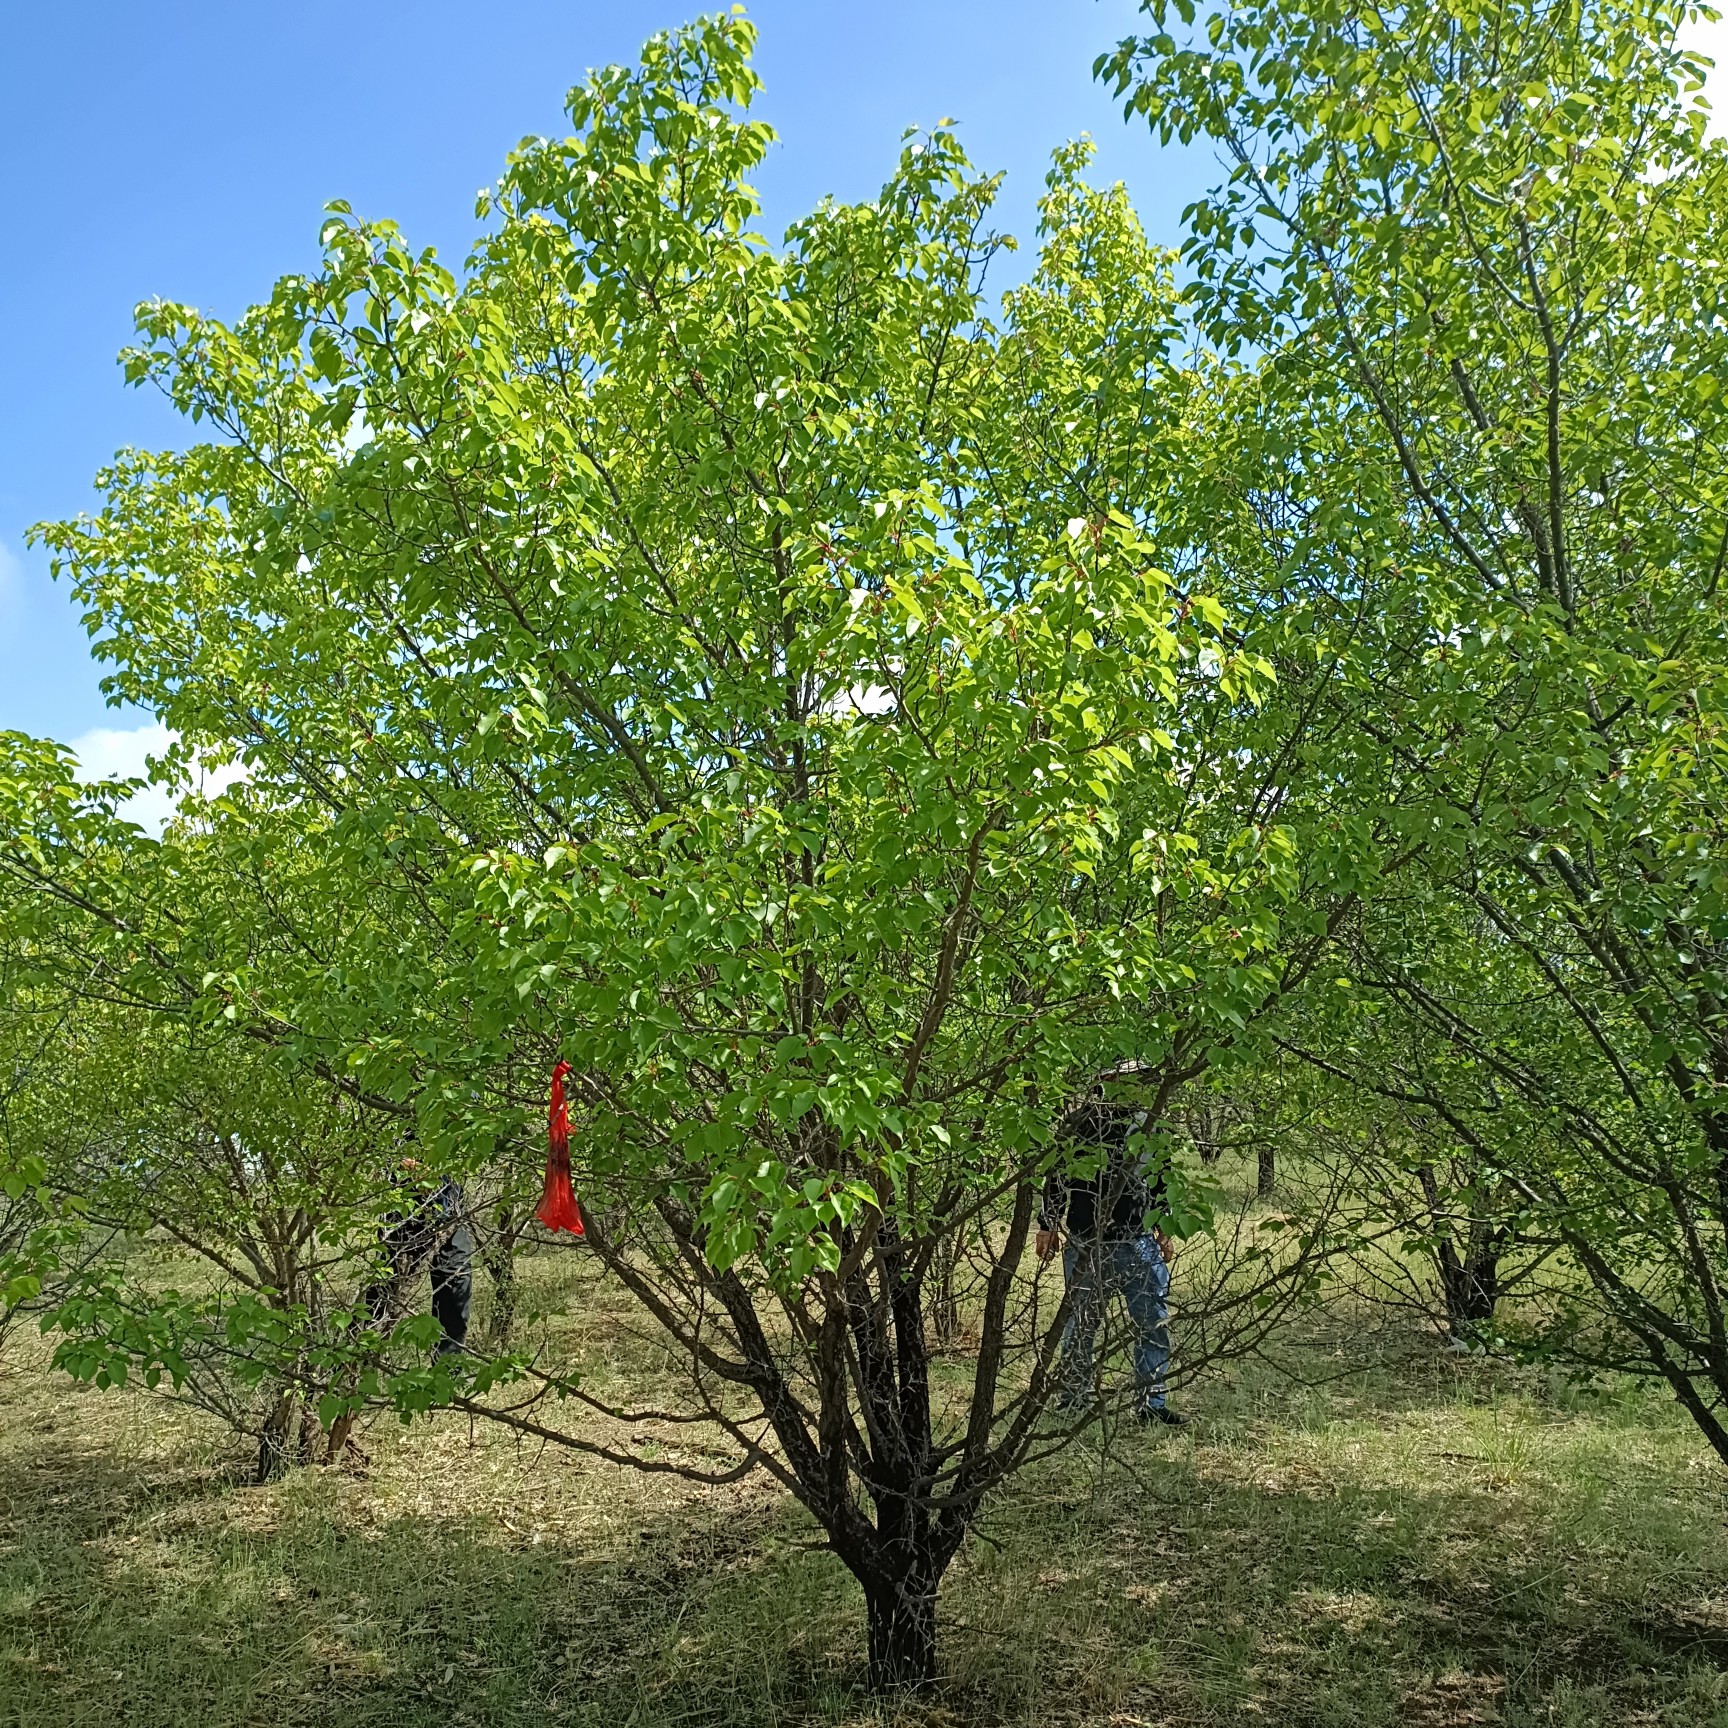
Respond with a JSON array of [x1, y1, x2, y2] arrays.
[[1103, 0, 1728, 1451], [0, 739, 519, 1478]]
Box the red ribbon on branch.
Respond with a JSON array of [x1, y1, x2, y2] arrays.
[[535, 1059, 584, 1235]]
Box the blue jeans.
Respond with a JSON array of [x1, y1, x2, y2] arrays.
[[1059, 1233, 1171, 1411]]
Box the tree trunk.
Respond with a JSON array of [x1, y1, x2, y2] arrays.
[[865, 1575, 938, 1693], [1193, 1099, 1225, 1164], [1438, 1227, 1502, 1340], [483, 1202, 520, 1344], [297, 1400, 320, 1462], [929, 1234, 959, 1351], [257, 1390, 309, 1483], [1257, 1141, 1276, 1199], [324, 1406, 359, 1464]]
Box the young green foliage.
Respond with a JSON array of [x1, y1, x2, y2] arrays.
[[24, 17, 1343, 1690], [1104, 0, 1728, 1448]]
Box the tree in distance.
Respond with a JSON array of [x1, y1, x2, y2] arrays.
[[1103, 0, 1728, 1447]]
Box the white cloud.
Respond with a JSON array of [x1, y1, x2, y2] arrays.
[[844, 683, 898, 717], [68, 720, 248, 837], [68, 720, 174, 782]]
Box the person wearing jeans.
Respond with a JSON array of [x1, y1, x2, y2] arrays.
[[1036, 1082, 1188, 1426]]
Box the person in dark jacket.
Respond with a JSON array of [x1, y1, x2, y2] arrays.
[[363, 1157, 473, 1358], [1037, 1084, 1187, 1425]]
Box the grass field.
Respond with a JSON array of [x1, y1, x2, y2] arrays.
[[4, 1244, 1728, 1727]]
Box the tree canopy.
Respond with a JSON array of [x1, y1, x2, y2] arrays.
[[6, 0, 1728, 1697]]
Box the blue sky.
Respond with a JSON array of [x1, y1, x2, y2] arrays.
[[0, 0, 1215, 760], [3, 3, 1721, 776]]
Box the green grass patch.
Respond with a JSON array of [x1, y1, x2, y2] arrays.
[[5, 1250, 1728, 1726]]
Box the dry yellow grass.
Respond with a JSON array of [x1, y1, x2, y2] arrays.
[[5, 1242, 1728, 1726]]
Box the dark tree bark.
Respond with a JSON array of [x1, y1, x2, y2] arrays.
[[433, 1039, 1328, 1700], [1436, 1221, 1503, 1339], [483, 1201, 521, 1344], [1257, 1141, 1276, 1198], [928, 1233, 960, 1352], [257, 1390, 311, 1482], [567, 1181, 1051, 1695], [1190, 1097, 1232, 1165], [1414, 1164, 1505, 1341], [864, 1571, 939, 1692]]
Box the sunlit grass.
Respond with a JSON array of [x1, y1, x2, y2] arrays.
[[5, 1233, 1728, 1726]]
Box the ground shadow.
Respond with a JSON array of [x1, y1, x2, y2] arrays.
[[5, 1347, 1728, 1727]]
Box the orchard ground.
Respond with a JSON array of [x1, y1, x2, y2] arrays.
[[4, 1238, 1728, 1727]]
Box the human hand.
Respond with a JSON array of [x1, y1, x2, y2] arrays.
[[1036, 1229, 1060, 1264], [1154, 1228, 1176, 1265]]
